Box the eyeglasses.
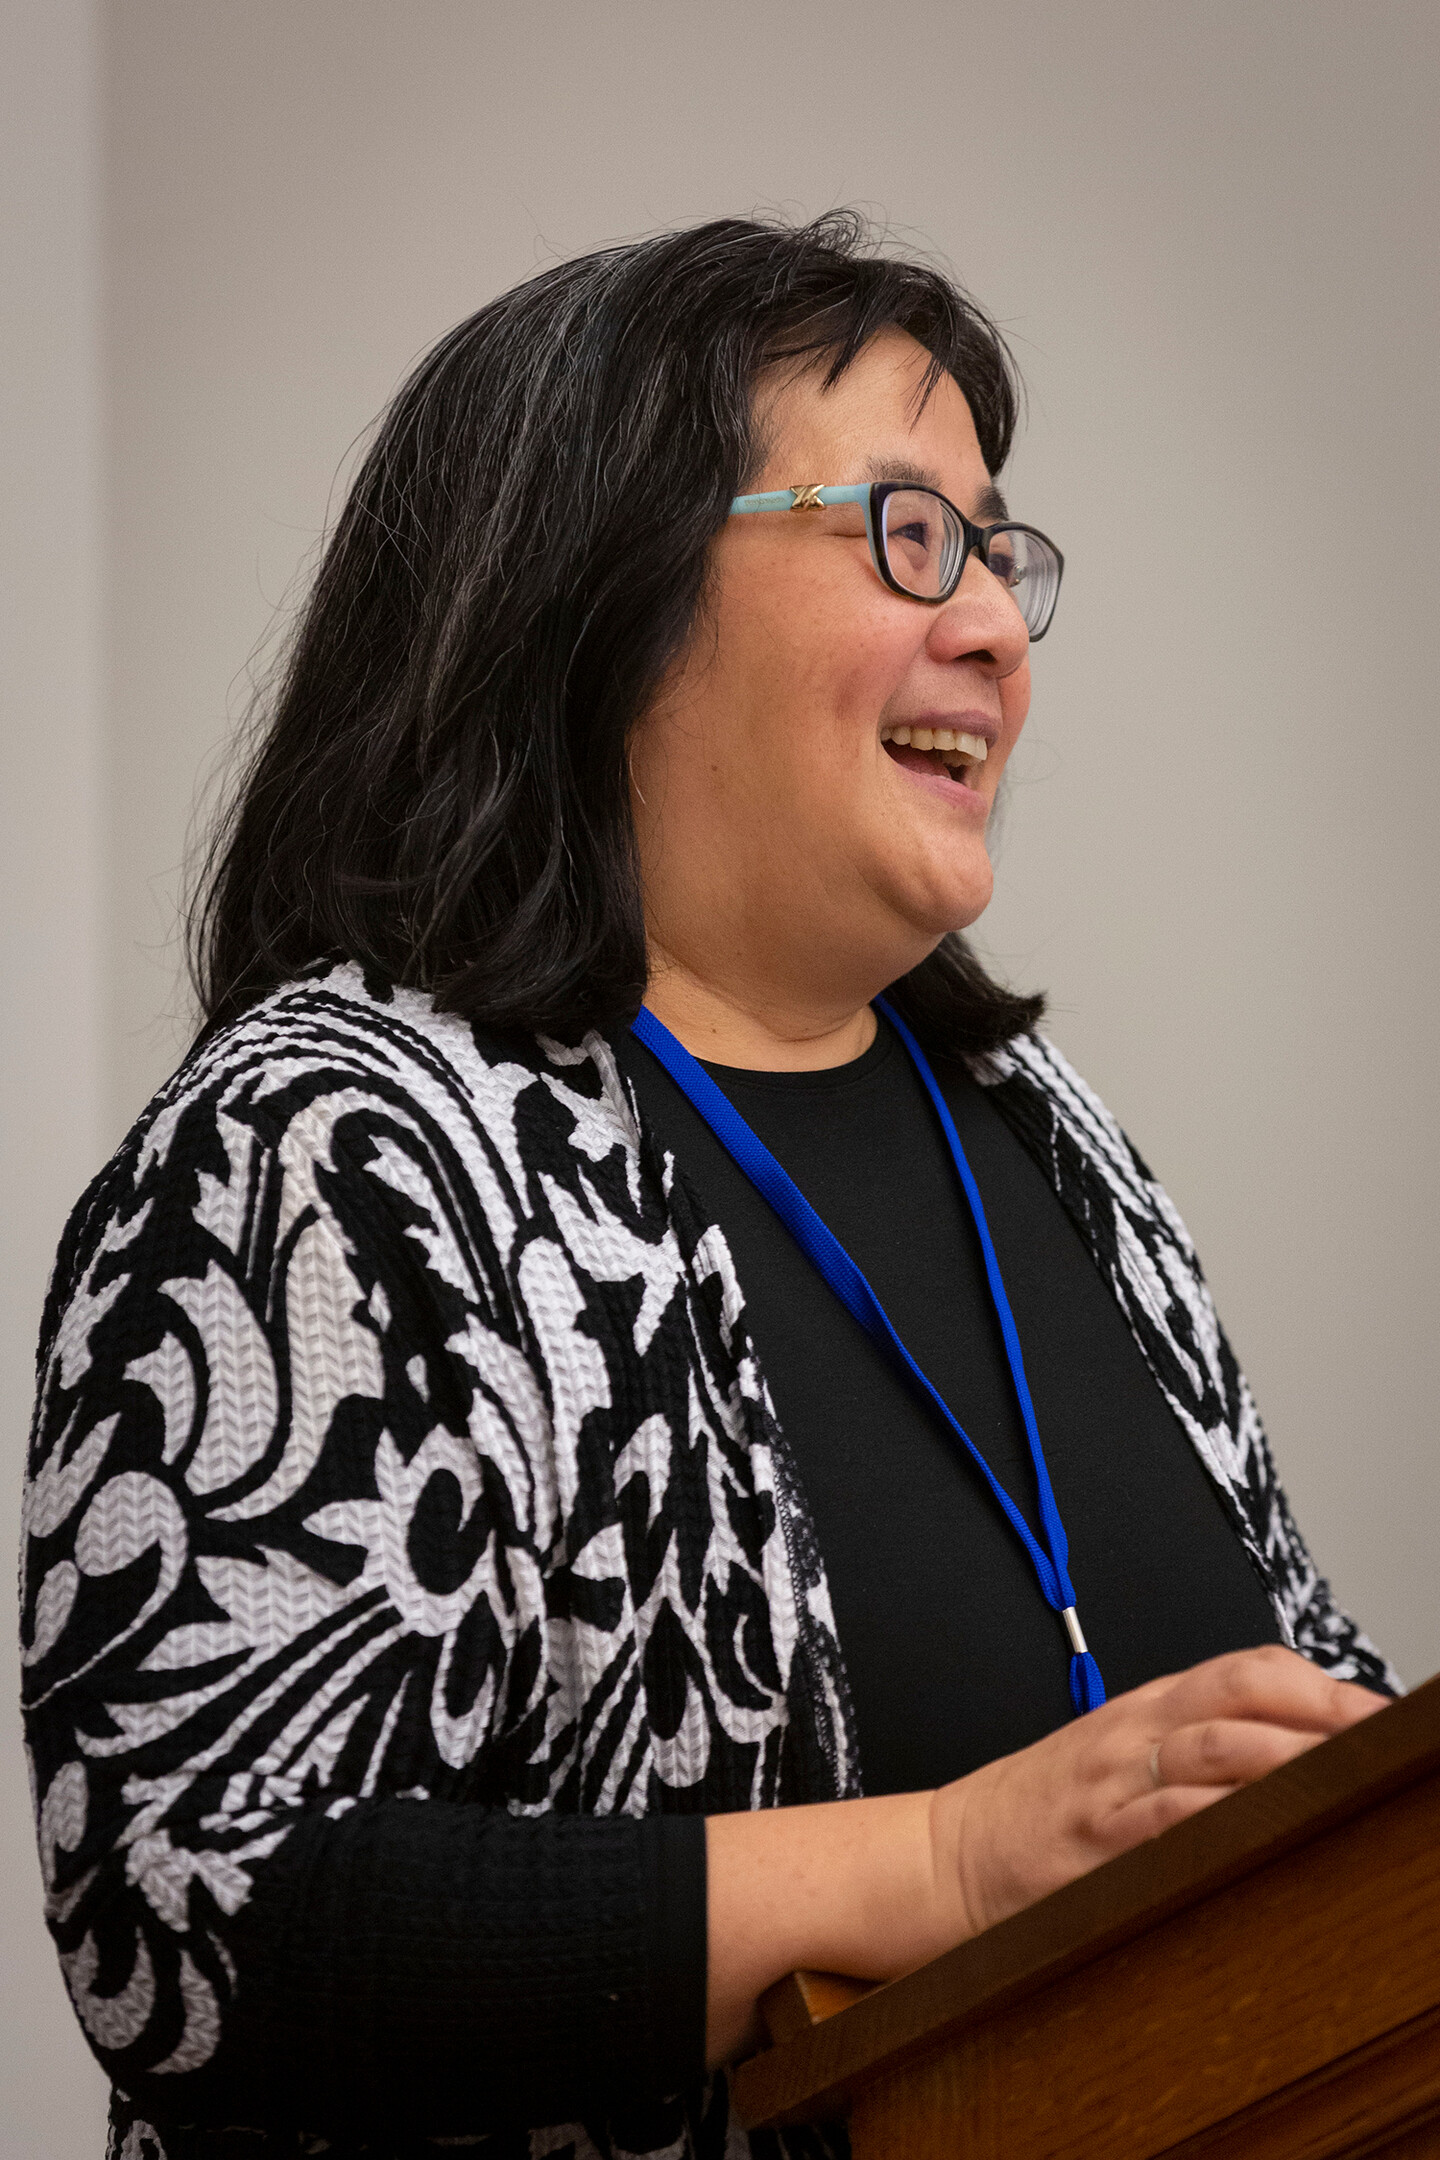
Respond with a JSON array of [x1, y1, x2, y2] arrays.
[[728, 482, 1064, 640]]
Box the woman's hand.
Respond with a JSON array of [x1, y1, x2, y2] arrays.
[[936, 1645, 1385, 1941], [706, 1646, 1385, 2065]]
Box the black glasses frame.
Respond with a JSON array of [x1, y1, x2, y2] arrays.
[[866, 482, 1065, 638], [728, 481, 1065, 638]]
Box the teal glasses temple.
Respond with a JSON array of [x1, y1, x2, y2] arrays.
[[730, 485, 872, 514], [727, 482, 1063, 638]]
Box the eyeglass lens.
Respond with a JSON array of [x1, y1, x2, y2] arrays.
[[878, 488, 965, 601], [981, 526, 1062, 639], [877, 487, 1060, 637]]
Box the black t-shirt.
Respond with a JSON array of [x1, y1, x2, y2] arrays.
[[617, 1017, 1280, 1796]]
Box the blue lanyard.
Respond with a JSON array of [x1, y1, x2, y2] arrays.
[[630, 997, 1107, 1716]]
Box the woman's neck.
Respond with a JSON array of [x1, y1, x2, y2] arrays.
[[640, 954, 878, 1071]]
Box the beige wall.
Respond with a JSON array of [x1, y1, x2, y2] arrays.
[[3, 2, 112, 2150], [6, 0, 1439, 2148]]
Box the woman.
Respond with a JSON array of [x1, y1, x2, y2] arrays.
[[23, 213, 1394, 2160]]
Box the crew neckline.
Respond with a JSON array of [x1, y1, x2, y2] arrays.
[[697, 1014, 900, 1094]]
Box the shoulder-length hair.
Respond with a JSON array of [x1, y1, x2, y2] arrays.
[[191, 211, 1043, 1053]]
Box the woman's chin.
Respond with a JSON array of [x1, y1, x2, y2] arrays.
[[875, 849, 994, 943]]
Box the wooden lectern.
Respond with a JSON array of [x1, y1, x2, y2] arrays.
[[734, 1672, 1440, 2159]]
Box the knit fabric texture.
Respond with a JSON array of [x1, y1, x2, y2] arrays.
[[20, 962, 1396, 2160]]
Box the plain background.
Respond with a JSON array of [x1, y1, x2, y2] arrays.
[[4, 1, 1438, 2148]]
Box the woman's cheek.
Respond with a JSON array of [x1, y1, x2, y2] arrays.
[[848, 632, 936, 734]]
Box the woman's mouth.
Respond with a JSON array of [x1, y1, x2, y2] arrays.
[[878, 723, 989, 788]]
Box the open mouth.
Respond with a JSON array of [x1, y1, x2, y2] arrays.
[[879, 723, 989, 786]]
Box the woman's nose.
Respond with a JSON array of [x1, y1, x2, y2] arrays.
[[926, 553, 1030, 674]]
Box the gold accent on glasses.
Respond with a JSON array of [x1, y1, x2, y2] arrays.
[[788, 485, 825, 512]]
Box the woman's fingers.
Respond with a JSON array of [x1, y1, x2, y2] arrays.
[[1096, 1778, 1239, 1857], [1149, 1715, 1328, 1795], [1158, 1645, 1386, 1741]]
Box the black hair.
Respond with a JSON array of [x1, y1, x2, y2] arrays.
[[190, 211, 1043, 1052]]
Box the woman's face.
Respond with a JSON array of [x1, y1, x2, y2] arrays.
[[631, 326, 1033, 1022]]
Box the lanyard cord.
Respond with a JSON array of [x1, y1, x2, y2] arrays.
[[630, 1000, 1106, 1716]]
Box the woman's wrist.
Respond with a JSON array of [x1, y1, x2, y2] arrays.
[[704, 1787, 970, 2065]]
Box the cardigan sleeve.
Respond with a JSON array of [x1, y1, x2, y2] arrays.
[[1232, 1368, 1402, 1694], [22, 1084, 707, 2138]]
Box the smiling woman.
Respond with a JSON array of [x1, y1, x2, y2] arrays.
[[21, 213, 1395, 2160]]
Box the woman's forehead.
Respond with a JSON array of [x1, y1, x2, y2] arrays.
[[756, 339, 990, 497]]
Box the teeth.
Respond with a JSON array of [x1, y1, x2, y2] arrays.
[[879, 725, 988, 763]]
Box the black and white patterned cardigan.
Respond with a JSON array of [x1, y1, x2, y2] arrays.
[[21, 962, 1395, 2160]]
